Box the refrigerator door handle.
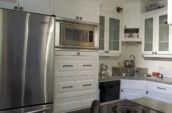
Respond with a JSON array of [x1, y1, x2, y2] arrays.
[[25, 107, 50, 113]]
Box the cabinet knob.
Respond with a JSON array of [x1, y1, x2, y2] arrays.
[[146, 91, 148, 94], [20, 7, 23, 11], [76, 16, 79, 19], [152, 52, 154, 54], [14, 6, 18, 10], [80, 17, 83, 20], [155, 52, 157, 55], [121, 89, 124, 92]]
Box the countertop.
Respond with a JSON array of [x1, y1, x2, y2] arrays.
[[99, 75, 172, 85], [100, 97, 172, 113], [133, 97, 172, 113]]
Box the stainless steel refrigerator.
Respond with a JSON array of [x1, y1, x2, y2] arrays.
[[0, 9, 54, 113]]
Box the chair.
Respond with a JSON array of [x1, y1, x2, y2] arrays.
[[90, 100, 100, 113]]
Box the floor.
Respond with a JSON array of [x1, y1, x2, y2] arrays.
[[67, 108, 90, 113]]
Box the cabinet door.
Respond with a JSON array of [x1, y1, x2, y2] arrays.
[[158, 14, 170, 54], [19, 0, 54, 15], [0, 0, 18, 10], [99, 16, 105, 51], [77, 0, 99, 23], [143, 17, 154, 54], [120, 89, 144, 100], [168, 0, 172, 24], [109, 18, 120, 53], [54, 0, 77, 19]]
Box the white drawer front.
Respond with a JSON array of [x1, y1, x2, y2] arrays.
[[78, 61, 98, 70], [56, 81, 79, 92], [54, 94, 98, 112], [147, 81, 172, 96], [56, 60, 78, 71], [79, 80, 97, 90]]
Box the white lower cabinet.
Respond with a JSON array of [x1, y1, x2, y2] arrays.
[[120, 80, 172, 104], [146, 81, 172, 104], [120, 80, 147, 100], [54, 50, 99, 113]]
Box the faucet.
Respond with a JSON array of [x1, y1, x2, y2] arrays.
[[128, 54, 137, 76]]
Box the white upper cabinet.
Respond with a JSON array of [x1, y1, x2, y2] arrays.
[[77, 0, 99, 23], [168, 0, 172, 24], [54, 0, 77, 19], [19, 0, 54, 15], [54, 0, 99, 23], [0, 0, 54, 15], [99, 16, 121, 56], [142, 8, 172, 57], [0, 0, 18, 10], [123, 0, 141, 28]]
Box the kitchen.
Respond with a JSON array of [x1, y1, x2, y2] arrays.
[[0, 0, 171, 113]]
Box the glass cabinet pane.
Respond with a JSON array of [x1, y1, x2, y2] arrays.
[[109, 18, 120, 51], [144, 18, 153, 51], [159, 15, 169, 51], [99, 16, 105, 50]]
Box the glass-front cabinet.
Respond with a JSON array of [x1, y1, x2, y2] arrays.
[[143, 9, 171, 56], [99, 16, 121, 56], [0, 0, 18, 9]]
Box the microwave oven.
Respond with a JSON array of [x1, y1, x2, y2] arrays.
[[55, 20, 99, 49]]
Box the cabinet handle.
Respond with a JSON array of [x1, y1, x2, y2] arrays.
[[62, 86, 73, 89], [83, 84, 92, 87], [146, 91, 148, 94], [20, 7, 23, 10], [105, 51, 109, 53], [80, 17, 83, 20], [76, 16, 79, 19], [77, 52, 80, 56], [152, 52, 154, 54], [157, 87, 166, 90], [63, 65, 73, 68], [14, 6, 18, 10], [83, 64, 92, 67], [155, 52, 157, 54]]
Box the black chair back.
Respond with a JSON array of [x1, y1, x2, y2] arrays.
[[90, 100, 100, 113]]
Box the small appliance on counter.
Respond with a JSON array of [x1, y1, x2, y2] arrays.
[[99, 63, 108, 78], [124, 55, 135, 68]]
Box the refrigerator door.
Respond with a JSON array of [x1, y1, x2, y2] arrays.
[[24, 14, 54, 106], [0, 9, 27, 110]]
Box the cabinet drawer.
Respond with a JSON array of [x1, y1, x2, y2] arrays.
[[54, 94, 98, 112], [147, 81, 172, 96], [55, 80, 98, 92], [55, 50, 99, 56], [56, 81, 79, 92], [56, 60, 78, 71], [78, 61, 98, 70], [79, 80, 97, 90]]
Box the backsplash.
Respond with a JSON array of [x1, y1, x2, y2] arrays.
[[100, 43, 172, 78]]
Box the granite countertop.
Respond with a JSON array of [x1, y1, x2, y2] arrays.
[[133, 97, 172, 113], [100, 97, 172, 113], [99, 75, 172, 85]]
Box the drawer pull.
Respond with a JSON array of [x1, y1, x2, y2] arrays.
[[62, 86, 73, 89], [83, 84, 92, 87], [157, 87, 166, 90], [63, 65, 73, 68], [83, 64, 92, 67]]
